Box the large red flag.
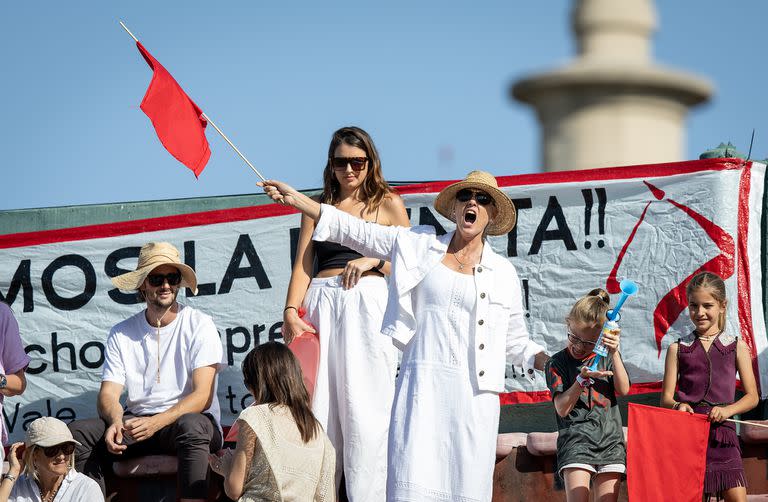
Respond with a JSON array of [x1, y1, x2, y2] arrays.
[[627, 403, 710, 502], [135, 42, 210, 177]]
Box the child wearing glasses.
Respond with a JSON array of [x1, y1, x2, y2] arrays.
[[660, 272, 758, 501], [544, 288, 630, 502]]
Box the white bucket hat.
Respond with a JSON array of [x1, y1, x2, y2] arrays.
[[111, 242, 198, 295]]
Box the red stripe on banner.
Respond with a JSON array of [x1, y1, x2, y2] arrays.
[[499, 381, 664, 404], [0, 158, 741, 250], [0, 203, 301, 250], [736, 162, 760, 394], [394, 158, 744, 195]]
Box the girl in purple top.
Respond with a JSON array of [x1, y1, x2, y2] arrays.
[[661, 272, 758, 501]]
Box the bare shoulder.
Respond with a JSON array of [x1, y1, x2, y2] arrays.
[[381, 192, 410, 226]]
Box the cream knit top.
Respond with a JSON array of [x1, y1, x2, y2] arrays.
[[236, 404, 335, 502]]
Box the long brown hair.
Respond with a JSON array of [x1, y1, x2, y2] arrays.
[[322, 126, 392, 211], [568, 288, 611, 328], [241, 342, 320, 443], [686, 271, 727, 331]]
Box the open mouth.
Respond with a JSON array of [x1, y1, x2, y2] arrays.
[[464, 210, 477, 224]]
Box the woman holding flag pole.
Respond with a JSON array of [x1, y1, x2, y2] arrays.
[[259, 170, 548, 502]]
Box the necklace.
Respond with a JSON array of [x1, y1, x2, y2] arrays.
[[448, 243, 480, 271], [153, 303, 175, 383], [697, 330, 721, 342], [452, 252, 468, 271], [41, 476, 63, 502]]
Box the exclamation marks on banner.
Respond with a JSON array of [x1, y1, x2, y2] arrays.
[[581, 188, 607, 249], [522, 279, 530, 318]]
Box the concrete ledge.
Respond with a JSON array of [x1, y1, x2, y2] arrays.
[[526, 432, 558, 457], [496, 433, 528, 459]]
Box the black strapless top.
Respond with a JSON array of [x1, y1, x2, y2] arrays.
[[314, 240, 364, 271]]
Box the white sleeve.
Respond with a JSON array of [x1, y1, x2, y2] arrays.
[[505, 310, 546, 371], [312, 204, 401, 260], [189, 313, 224, 371], [101, 330, 125, 385], [504, 269, 545, 371]]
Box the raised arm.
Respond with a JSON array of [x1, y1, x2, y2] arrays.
[[260, 180, 402, 259], [259, 180, 322, 220]]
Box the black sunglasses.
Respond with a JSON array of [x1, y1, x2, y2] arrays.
[[146, 272, 182, 287], [331, 157, 368, 171], [42, 442, 76, 457], [456, 189, 494, 206]]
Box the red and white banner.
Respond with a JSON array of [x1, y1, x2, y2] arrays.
[[0, 159, 765, 441]]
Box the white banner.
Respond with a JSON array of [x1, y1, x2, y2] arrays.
[[0, 159, 765, 441]]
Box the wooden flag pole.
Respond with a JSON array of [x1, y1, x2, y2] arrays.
[[727, 418, 768, 429], [119, 21, 267, 181]]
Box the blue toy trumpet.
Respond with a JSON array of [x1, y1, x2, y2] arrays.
[[588, 279, 639, 371]]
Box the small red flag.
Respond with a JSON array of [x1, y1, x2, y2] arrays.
[[135, 42, 211, 177], [627, 403, 710, 502]]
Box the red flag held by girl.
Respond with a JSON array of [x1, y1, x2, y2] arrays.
[[627, 403, 710, 501]]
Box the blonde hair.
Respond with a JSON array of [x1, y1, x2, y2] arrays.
[[23, 445, 76, 481], [568, 288, 611, 327], [686, 271, 727, 331]]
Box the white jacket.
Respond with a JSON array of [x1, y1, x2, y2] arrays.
[[313, 204, 545, 393]]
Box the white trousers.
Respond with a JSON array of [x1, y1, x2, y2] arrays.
[[303, 275, 397, 502]]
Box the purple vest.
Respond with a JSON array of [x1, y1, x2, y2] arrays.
[[676, 332, 737, 406]]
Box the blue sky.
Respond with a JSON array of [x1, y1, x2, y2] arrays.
[[1, 1, 766, 210]]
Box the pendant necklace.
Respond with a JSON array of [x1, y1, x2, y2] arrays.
[[154, 304, 175, 383], [449, 243, 479, 271]]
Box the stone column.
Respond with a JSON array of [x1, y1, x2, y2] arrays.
[[511, 0, 713, 171]]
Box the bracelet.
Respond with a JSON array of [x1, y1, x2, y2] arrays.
[[374, 259, 385, 271], [2, 473, 16, 483], [576, 375, 593, 388], [283, 306, 298, 314], [672, 401, 682, 410]]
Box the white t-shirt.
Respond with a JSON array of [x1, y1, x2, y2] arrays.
[[102, 304, 225, 425], [10, 469, 104, 501]]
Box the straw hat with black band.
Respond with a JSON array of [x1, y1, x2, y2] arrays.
[[433, 170, 517, 236], [111, 242, 198, 295]]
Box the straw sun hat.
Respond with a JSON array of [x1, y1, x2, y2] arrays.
[[111, 242, 198, 295], [433, 170, 517, 236]]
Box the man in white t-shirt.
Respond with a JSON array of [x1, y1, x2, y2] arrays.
[[68, 242, 224, 502]]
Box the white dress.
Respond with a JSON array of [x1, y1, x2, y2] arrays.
[[387, 263, 500, 502]]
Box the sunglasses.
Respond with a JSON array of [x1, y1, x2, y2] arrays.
[[567, 330, 596, 349], [42, 443, 76, 457], [456, 189, 494, 206], [330, 157, 368, 171], [146, 272, 182, 287]]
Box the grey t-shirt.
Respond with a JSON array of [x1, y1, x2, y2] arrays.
[[545, 349, 626, 468]]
